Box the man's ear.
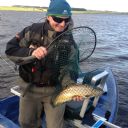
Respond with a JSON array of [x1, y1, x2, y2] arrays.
[[47, 16, 50, 21]]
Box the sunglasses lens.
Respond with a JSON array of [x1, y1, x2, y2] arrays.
[[53, 17, 63, 23], [52, 16, 70, 23], [64, 18, 70, 23]]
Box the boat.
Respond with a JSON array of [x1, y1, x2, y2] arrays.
[[0, 67, 120, 128]]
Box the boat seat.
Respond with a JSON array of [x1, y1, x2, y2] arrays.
[[10, 86, 22, 97], [80, 69, 109, 118]]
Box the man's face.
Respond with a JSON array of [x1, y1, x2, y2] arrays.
[[47, 16, 70, 32]]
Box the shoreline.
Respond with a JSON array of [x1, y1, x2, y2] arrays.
[[0, 6, 45, 12], [0, 6, 127, 14]]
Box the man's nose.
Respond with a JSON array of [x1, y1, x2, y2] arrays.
[[59, 21, 65, 27]]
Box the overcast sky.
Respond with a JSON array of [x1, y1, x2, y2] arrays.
[[0, 0, 128, 12]]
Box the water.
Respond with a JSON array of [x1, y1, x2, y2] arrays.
[[0, 11, 128, 127]]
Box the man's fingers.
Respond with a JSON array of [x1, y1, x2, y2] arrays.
[[72, 96, 84, 101], [32, 47, 47, 59]]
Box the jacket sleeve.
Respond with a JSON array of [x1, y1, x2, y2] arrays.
[[58, 43, 79, 88], [5, 25, 34, 57]]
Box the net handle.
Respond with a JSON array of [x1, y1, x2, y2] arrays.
[[8, 26, 96, 65]]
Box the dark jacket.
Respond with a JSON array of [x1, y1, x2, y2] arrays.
[[5, 20, 79, 88]]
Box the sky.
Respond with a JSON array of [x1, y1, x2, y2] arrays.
[[0, 0, 128, 12]]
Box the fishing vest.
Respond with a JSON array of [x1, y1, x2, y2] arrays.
[[19, 22, 74, 87]]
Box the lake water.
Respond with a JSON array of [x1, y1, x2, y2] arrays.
[[0, 11, 128, 127]]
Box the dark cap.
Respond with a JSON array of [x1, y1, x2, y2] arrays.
[[46, 0, 72, 17]]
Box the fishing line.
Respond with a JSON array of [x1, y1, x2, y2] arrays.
[[0, 54, 18, 74]]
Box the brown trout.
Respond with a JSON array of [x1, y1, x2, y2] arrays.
[[52, 84, 104, 106]]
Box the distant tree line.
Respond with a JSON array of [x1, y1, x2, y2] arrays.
[[72, 8, 86, 11], [13, 5, 87, 11]]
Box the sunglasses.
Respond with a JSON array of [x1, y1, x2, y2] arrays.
[[51, 16, 71, 23]]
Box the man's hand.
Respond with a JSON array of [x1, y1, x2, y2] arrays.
[[31, 46, 47, 60], [72, 96, 84, 102]]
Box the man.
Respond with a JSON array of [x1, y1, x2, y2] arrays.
[[5, 0, 82, 128]]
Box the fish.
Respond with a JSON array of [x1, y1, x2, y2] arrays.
[[52, 84, 104, 106]]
